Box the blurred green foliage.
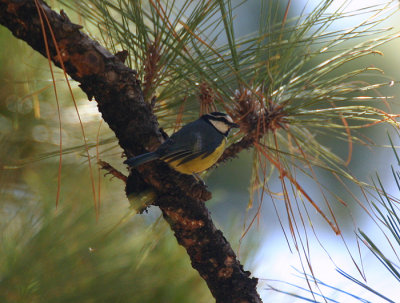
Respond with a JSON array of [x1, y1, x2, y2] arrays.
[[0, 25, 212, 303]]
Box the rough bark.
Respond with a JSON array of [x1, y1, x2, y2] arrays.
[[0, 1, 262, 302]]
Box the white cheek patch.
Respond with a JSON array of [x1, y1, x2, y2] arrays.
[[225, 115, 234, 123], [210, 120, 230, 134]]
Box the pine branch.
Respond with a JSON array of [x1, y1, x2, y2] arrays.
[[0, 0, 262, 302]]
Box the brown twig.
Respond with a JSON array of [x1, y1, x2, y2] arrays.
[[143, 37, 161, 100], [98, 160, 128, 182]]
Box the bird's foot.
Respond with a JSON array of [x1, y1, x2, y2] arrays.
[[193, 173, 206, 186]]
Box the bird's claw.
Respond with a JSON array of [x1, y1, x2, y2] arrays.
[[193, 173, 206, 186]]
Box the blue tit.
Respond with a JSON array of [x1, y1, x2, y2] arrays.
[[124, 112, 239, 175]]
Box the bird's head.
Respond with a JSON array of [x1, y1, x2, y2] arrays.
[[202, 112, 239, 136]]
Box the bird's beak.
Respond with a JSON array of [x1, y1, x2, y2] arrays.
[[230, 122, 240, 128]]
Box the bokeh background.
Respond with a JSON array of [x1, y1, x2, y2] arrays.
[[1, 0, 400, 302]]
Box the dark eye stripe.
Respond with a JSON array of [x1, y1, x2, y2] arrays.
[[209, 116, 230, 124], [203, 112, 236, 129]]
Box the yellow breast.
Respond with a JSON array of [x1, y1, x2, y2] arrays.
[[167, 139, 226, 175]]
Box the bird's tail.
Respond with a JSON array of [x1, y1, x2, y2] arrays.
[[124, 152, 159, 167]]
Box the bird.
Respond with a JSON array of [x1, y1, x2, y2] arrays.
[[124, 112, 239, 178]]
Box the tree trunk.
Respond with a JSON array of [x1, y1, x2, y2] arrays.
[[0, 1, 262, 302]]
